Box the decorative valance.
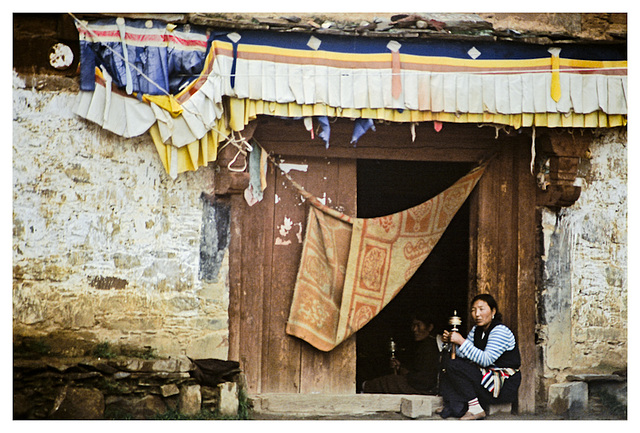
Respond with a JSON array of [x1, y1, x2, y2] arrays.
[[73, 16, 627, 178]]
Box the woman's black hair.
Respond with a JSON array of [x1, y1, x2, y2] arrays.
[[471, 293, 503, 322]]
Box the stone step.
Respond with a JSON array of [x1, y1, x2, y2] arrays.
[[250, 393, 444, 418], [567, 374, 626, 383], [491, 402, 513, 414]]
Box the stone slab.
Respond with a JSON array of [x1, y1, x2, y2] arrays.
[[400, 397, 432, 418], [179, 384, 202, 416], [218, 382, 239, 417], [490, 402, 512, 414], [566, 374, 626, 382], [251, 393, 443, 417], [548, 382, 588, 416]]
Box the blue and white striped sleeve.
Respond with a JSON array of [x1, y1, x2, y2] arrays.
[[456, 324, 516, 367]]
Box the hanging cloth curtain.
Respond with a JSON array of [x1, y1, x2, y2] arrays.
[[285, 162, 487, 351]]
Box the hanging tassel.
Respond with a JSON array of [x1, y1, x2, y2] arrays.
[[548, 47, 562, 102], [227, 32, 242, 89], [387, 40, 402, 100]]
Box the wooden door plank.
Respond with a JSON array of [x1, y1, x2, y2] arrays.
[[298, 158, 357, 394], [238, 190, 273, 394], [516, 141, 538, 413], [328, 158, 358, 393], [468, 187, 480, 303], [297, 157, 340, 394], [261, 157, 305, 392], [496, 146, 518, 329], [229, 161, 278, 394], [258, 161, 280, 393], [473, 155, 500, 322]]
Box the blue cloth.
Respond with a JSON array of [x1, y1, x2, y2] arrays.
[[78, 18, 209, 95], [208, 29, 626, 62], [317, 116, 331, 148], [350, 118, 376, 145]]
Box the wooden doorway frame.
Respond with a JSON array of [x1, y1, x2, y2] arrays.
[[226, 118, 538, 412]]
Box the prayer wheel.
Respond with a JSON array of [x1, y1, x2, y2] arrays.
[[449, 311, 462, 359]]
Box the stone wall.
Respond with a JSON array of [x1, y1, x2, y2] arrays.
[[12, 72, 229, 360], [538, 128, 627, 390], [13, 353, 242, 419]]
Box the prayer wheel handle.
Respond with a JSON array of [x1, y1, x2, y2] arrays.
[[449, 311, 462, 359]]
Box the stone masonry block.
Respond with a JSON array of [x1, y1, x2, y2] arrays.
[[400, 397, 432, 419], [160, 384, 180, 397], [179, 384, 202, 416], [217, 382, 239, 417], [490, 402, 512, 414], [548, 382, 588, 416]]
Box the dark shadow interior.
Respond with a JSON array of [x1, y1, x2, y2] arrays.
[[355, 159, 472, 390]]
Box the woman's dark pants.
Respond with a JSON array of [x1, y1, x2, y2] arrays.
[[438, 357, 521, 417]]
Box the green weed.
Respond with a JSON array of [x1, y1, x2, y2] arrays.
[[93, 341, 117, 359]]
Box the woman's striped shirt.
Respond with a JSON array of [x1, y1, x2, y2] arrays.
[[456, 324, 516, 367]]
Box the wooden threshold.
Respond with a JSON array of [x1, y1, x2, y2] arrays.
[[250, 393, 443, 418]]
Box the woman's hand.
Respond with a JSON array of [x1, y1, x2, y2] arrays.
[[443, 330, 465, 346], [390, 358, 401, 370]]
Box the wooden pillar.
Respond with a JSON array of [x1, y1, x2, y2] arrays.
[[469, 137, 537, 413]]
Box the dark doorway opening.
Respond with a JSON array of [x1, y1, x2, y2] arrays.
[[355, 159, 472, 391]]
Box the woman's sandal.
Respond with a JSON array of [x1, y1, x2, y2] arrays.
[[460, 410, 486, 420]]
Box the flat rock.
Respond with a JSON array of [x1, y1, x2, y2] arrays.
[[50, 387, 104, 420], [567, 374, 626, 382]]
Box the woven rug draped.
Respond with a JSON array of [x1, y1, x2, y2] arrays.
[[286, 163, 486, 351]]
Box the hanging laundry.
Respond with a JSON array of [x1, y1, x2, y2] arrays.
[[351, 118, 376, 145]]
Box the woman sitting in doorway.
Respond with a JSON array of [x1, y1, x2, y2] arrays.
[[438, 293, 521, 420], [362, 311, 442, 395]]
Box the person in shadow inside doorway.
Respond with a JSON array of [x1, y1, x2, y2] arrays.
[[362, 311, 442, 395], [438, 293, 521, 420]]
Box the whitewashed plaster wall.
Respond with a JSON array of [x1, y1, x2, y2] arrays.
[[538, 128, 627, 382], [12, 73, 229, 359]]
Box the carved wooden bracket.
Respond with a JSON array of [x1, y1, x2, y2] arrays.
[[213, 121, 258, 195], [536, 132, 591, 208]]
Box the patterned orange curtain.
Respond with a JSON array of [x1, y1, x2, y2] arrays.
[[286, 163, 487, 351]]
